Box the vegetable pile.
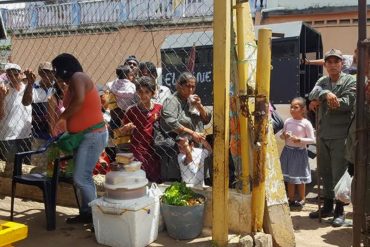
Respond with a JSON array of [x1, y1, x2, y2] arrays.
[[162, 182, 204, 206]]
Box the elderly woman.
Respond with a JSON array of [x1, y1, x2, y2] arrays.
[[160, 72, 211, 181], [52, 53, 108, 224]]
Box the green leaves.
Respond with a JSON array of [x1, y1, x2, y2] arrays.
[[162, 182, 196, 206]]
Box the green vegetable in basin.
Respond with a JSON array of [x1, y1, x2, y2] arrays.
[[161, 182, 204, 206]]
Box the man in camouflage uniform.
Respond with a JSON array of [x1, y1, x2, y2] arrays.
[[308, 49, 356, 227]]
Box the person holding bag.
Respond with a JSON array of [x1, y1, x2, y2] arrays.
[[52, 53, 108, 224]]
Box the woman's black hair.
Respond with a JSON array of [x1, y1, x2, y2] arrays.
[[116, 65, 133, 79], [137, 76, 156, 93], [139, 61, 158, 79], [51, 53, 83, 81], [177, 72, 196, 86]]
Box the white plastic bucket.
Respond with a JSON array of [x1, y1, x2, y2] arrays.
[[90, 196, 159, 247]]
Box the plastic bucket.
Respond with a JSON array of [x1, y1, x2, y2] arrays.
[[160, 195, 205, 240]]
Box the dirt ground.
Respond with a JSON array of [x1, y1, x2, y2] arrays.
[[0, 187, 354, 247]]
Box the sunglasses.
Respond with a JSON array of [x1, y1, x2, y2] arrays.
[[127, 61, 138, 66], [6, 70, 20, 76]]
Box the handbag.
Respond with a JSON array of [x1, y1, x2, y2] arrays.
[[307, 144, 317, 159], [56, 121, 105, 153], [270, 103, 284, 134]]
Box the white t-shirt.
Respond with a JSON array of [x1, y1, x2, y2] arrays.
[[110, 78, 136, 111], [32, 80, 55, 103], [0, 83, 32, 140], [178, 147, 210, 187], [31, 80, 56, 139], [153, 85, 171, 105]]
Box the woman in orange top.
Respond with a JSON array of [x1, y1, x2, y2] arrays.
[[52, 53, 108, 224]]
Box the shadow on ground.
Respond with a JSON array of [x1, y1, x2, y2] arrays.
[[322, 228, 352, 246]]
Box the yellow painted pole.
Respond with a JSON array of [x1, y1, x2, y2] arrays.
[[212, 0, 230, 246], [236, 1, 252, 194], [251, 28, 272, 232]]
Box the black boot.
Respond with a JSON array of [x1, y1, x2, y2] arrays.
[[66, 213, 92, 224], [309, 199, 334, 218], [332, 201, 345, 227]]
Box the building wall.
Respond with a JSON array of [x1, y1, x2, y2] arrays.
[[10, 25, 211, 84], [266, 0, 369, 10], [261, 10, 370, 55]]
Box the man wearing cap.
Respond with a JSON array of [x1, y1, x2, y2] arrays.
[[304, 49, 357, 75], [308, 49, 356, 227], [0, 63, 32, 176], [22, 62, 56, 169]]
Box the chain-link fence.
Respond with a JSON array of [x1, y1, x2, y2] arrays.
[[0, 0, 234, 188]]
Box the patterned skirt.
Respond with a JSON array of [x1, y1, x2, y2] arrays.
[[280, 146, 311, 184]]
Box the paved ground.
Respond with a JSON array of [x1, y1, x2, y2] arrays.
[[0, 189, 354, 247], [0, 127, 355, 246]]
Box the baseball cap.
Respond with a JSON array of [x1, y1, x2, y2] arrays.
[[38, 62, 53, 71], [5, 63, 21, 72], [324, 49, 343, 61]]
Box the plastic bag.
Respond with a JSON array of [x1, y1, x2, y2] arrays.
[[148, 183, 164, 232], [334, 169, 353, 204], [148, 183, 163, 199], [56, 131, 85, 153]]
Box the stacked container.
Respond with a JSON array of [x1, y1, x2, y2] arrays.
[[89, 152, 159, 247]]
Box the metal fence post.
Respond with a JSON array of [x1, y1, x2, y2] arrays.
[[212, 0, 231, 245]]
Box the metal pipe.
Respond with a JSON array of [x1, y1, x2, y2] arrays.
[[251, 28, 272, 232], [353, 0, 368, 246], [212, 0, 231, 245], [236, 1, 253, 194]]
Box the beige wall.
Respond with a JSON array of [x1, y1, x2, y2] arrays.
[[315, 25, 370, 55], [260, 10, 370, 55], [266, 0, 366, 9], [11, 24, 211, 85]]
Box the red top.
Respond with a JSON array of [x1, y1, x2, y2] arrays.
[[124, 103, 162, 182], [64, 87, 104, 133]]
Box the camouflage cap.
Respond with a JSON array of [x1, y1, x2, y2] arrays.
[[324, 49, 343, 61], [38, 62, 53, 71]]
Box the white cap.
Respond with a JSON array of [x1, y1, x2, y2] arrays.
[[5, 63, 21, 72]]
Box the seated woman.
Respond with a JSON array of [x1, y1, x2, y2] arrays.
[[160, 72, 211, 181]]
